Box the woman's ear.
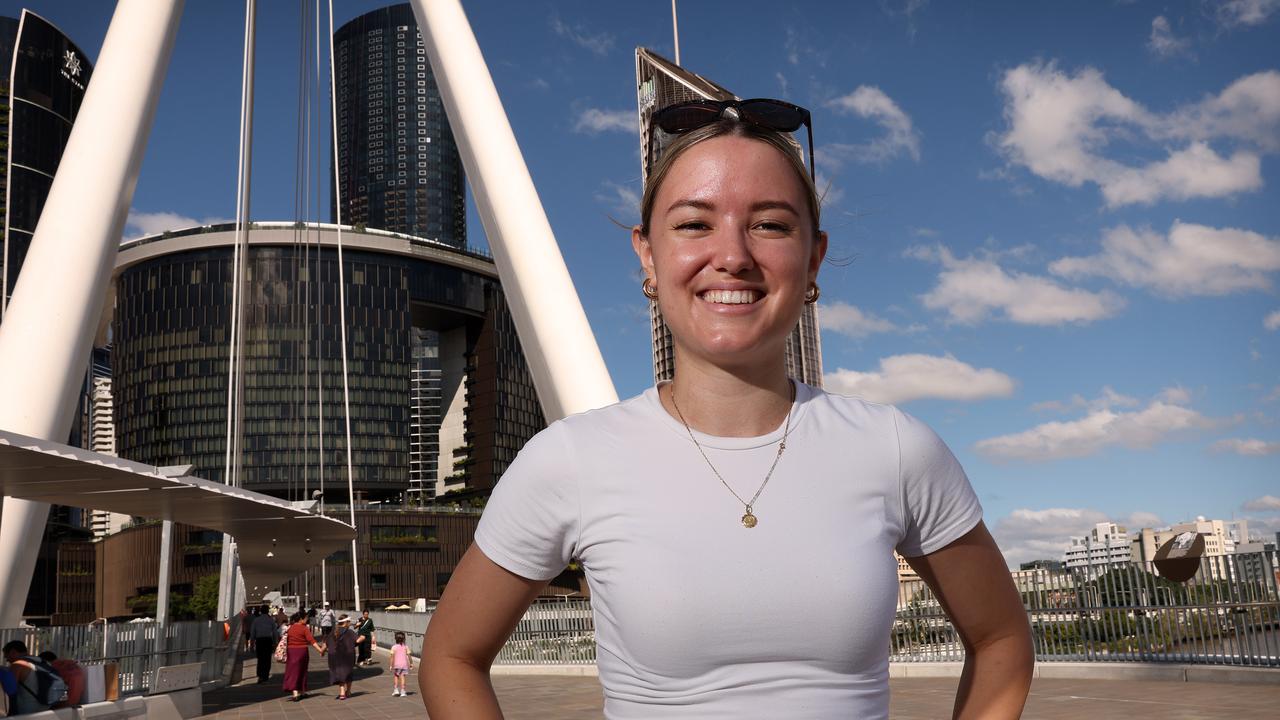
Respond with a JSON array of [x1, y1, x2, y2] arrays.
[[809, 230, 829, 278], [632, 225, 655, 280]]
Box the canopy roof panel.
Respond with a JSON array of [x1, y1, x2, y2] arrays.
[[0, 429, 354, 597]]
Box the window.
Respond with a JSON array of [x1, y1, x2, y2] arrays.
[[371, 573, 388, 590]]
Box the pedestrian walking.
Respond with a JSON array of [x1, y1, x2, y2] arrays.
[[281, 611, 325, 701], [390, 632, 412, 697], [355, 610, 375, 666], [317, 602, 335, 640], [249, 605, 278, 684], [326, 616, 357, 700]]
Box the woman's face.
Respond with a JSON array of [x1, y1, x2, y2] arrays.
[[633, 135, 826, 371]]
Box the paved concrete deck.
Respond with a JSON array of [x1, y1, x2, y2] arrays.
[[200, 651, 1280, 719]]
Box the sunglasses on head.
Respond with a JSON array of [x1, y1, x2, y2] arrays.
[[650, 98, 815, 182]]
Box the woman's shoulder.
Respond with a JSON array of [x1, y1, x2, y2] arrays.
[[801, 381, 903, 425]]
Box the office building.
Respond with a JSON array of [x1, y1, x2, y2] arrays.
[[1062, 522, 1131, 571], [1130, 517, 1250, 564], [108, 223, 545, 502], [331, 4, 465, 246], [0, 10, 91, 316], [634, 48, 823, 385]]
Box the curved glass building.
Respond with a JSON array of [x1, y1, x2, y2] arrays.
[[109, 223, 545, 503], [332, 4, 465, 247], [0, 10, 92, 316]]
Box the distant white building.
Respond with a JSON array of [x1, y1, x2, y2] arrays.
[[86, 376, 132, 539], [1063, 522, 1131, 570], [1130, 517, 1249, 564]]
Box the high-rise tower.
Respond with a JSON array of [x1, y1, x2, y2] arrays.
[[331, 4, 465, 247], [0, 10, 92, 317], [635, 48, 823, 386]]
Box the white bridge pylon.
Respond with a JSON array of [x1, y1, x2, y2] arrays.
[[0, 0, 618, 627]]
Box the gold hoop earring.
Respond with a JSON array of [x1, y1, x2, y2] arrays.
[[642, 278, 658, 300], [804, 283, 820, 304]]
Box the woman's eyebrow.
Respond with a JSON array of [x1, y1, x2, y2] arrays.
[[750, 200, 799, 214], [666, 199, 715, 214]]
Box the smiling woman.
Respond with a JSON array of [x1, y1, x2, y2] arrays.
[[420, 108, 1033, 719]]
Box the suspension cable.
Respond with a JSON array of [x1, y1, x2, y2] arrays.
[[326, 0, 361, 612]]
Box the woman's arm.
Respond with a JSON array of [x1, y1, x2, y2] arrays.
[[905, 521, 1033, 720], [420, 543, 548, 719]]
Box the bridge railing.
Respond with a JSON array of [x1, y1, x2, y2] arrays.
[[359, 551, 1279, 668], [0, 616, 242, 695], [893, 550, 1279, 666]]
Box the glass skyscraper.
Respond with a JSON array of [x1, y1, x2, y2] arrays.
[[111, 224, 546, 503], [331, 4, 465, 247], [0, 10, 91, 317], [634, 48, 824, 386]]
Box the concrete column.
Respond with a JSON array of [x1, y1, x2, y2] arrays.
[[408, 0, 617, 422], [0, 0, 184, 628]]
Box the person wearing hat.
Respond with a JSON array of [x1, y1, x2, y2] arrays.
[[327, 615, 358, 700], [317, 602, 336, 639]]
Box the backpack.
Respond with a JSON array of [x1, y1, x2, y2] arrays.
[[17, 656, 67, 708]]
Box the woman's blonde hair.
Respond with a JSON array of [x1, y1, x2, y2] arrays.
[[638, 120, 822, 238]]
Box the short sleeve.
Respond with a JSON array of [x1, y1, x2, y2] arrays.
[[474, 425, 579, 581], [893, 407, 983, 557]]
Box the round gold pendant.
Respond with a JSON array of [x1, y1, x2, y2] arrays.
[[741, 512, 758, 528]]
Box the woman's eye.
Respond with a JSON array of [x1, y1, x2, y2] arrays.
[[754, 221, 792, 234], [673, 221, 710, 232]]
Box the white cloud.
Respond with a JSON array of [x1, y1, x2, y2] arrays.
[[824, 353, 1015, 405], [818, 301, 898, 338], [573, 108, 635, 135], [878, 0, 929, 39], [594, 180, 641, 221], [1049, 221, 1280, 297], [1147, 16, 1192, 59], [1032, 386, 1141, 414], [549, 16, 614, 56], [977, 389, 1218, 462], [910, 244, 1124, 326], [991, 508, 1161, 567], [825, 86, 922, 165], [1215, 0, 1280, 28], [1243, 494, 1280, 511], [994, 63, 1276, 207], [1156, 386, 1192, 405], [125, 210, 232, 241], [1265, 310, 1280, 330], [1155, 72, 1280, 152], [1212, 438, 1280, 455], [910, 227, 938, 237]]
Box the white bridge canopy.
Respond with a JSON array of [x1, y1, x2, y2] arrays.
[[0, 428, 354, 596]]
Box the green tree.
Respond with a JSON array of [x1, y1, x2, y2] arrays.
[[189, 574, 221, 620]]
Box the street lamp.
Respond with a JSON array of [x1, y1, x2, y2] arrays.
[[314, 490, 327, 607]]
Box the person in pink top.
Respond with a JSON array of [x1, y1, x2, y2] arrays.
[[390, 632, 413, 697]]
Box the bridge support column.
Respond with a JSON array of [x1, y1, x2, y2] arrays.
[[408, 0, 618, 422], [0, 0, 183, 628]]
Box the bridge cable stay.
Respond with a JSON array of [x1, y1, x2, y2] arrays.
[[217, 0, 257, 619], [325, 0, 363, 613], [310, 0, 329, 609]]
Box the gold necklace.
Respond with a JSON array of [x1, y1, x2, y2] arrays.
[[669, 382, 795, 528]]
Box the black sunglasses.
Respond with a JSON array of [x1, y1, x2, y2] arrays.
[[650, 98, 815, 182]]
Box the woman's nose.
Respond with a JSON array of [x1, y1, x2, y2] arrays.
[[711, 226, 754, 274]]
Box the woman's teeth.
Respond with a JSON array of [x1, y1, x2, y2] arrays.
[[701, 289, 760, 304]]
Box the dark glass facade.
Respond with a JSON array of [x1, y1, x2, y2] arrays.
[[331, 4, 465, 247], [0, 10, 91, 316], [111, 225, 545, 503]]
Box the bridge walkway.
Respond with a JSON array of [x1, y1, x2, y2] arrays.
[[198, 649, 1280, 719]]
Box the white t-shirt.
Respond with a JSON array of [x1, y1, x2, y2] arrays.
[[475, 382, 982, 719]]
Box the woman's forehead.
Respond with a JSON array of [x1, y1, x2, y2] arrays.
[[656, 136, 809, 211]]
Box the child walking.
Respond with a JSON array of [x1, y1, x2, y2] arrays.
[[391, 632, 413, 697]]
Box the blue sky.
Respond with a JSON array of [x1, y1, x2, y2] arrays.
[[8, 0, 1278, 566]]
